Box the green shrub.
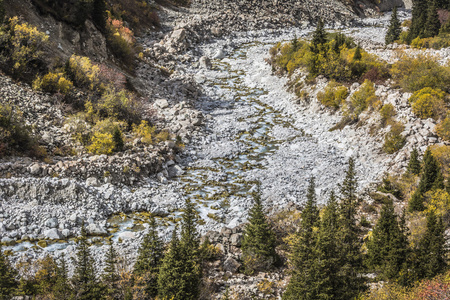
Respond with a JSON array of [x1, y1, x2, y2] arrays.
[[436, 114, 450, 141], [343, 80, 378, 120], [33, 72, 73, 95], [317, 80, 349, 109], [383, 122, 406, 154], [0, 104, 38, 157], [409, 87, 445, 120], [0, 17, 49, 80], [66, 55, 100, 90], [391, 55, 450, 92], [132, 120, 155, 144], [97, 87, 142, 125], [380, 103, 396, 127]]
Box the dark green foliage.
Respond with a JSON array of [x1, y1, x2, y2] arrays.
[[0, 0, 5, 24], [338, 158, 366, 298], [353, 44, 362, 61], [366, 201, 409, 281], [72, 224, 105, 300], [407, 147, 421, 175], [75, 0, 92, 27], [242, 190, 278, 274], [158, 199, 202, 300], [112, 127, 124, 152], [53, 254, 72, 299], [412, 211, 447, 280], [409, 148, 441, 211], [103, 242, 119, 298], [0, 246, 17, 299], [408, 0, 428, 41], [291, 35, 300, 52], [311, 19, 326, 53], [378, 173, 402, 199], [133, 217, 164, 297], [386, 7, 402, 44], [157, 227, 184, 299], [423, 1, 442, 38], [92, 0, 107, 32], [283, 178, 321, 300]]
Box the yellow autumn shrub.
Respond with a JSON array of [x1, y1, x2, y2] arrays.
[[436, 114, 450, 141], [317, 80, 349, 109], [6, 17, 48, 73], [409, 87, 445, 119], [67, 55, 100, 90], [87, 132, 115, 155], [33, 72, 73, 95], [343, 80, 378, 119], [133, 120, 155, 144]]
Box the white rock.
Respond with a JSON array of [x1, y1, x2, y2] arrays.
[[44, 228, 64, 240]]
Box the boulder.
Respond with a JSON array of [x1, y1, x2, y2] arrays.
[[86, 223, 108, 236], [223, 256, 241, 273], [44, 228, 64, 240], [199, 56, 212, 69], [154, 98, 169, 109], [168, 165, 185, 177], [86, 177, 100, 187], [45, 218, 59, 228]]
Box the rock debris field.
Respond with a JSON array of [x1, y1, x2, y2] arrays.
[[2, 15, 433, 267]]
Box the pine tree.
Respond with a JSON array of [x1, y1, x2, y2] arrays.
[[413, 211, 447, 280], [408, 0, 428, 41], [366, 200, 409, 281], [283, 178, 320, 300], [53, 254, 72, 299], [353, 44, 362, 61], [112, 127, 124, 152], [157, 226, 184, 299], [338, 158, 366, 298], [133, 217, 164, 297], [423, 0, 441, 38], [72, 224, 104, 300], [242, 190, 278, 274], [291, 34, 299, 52], [158, 199, 202, 300], [311, 18, 326, 53], [409, 148, 441, 211], [315, 192, 343, 299], [103, 241, 119, 298], [0, 246, 17, 299], [92, 0, 107, 32], [407, 147, 421, 175], [385, 7, 402, 44]]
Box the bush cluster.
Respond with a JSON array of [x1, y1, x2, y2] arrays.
[[391, 55, 450, 93], [33, 72, 73, 95], [409, 87, 446, 120], [383, 122, 406, 154], [343, 80, 378, 120], [317, 80, 348, 109], [0, 17, 49, 81], [270, 33, 389, 83], [0, 104, 41, 157]]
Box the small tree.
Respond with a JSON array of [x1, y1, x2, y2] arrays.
[[112, 126, 124, 152], [423, 0, 441, 38], [53, 254, 72, 299], [0, 246, 17, 299], [339, 158, 366, 298], [133, 217, 164, 297], [311, 18, 326, 53], [242, 190, 278, 274], [103, 241, 119, 298], [353, 44, 362, 61], [385, 7, 402, 44], [407, 148, 421, 175], [283, 178, 320, 300], [157, 226, 183, 299], [72, 224, 104, 300], [366, 200, 409, 281]]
